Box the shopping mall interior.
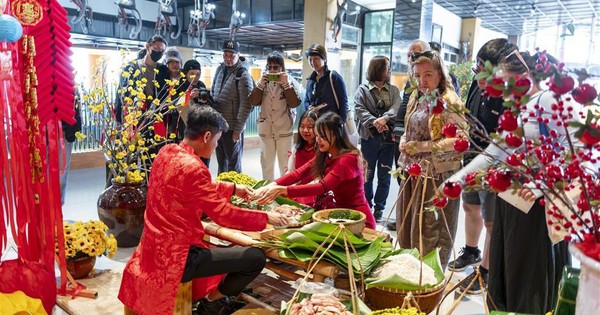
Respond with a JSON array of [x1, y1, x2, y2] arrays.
[[2, 0, 599, 314]]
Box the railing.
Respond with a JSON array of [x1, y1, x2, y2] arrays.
[[73, 86, 264, 153]]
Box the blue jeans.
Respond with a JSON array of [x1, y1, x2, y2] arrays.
[[361, 137, 395, 212], [59, 140, 74, 205]]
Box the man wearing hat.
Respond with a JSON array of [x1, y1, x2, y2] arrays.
[[211, 40, 254, 174], [115, 34, 168, 123]]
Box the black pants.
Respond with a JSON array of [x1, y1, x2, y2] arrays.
[[181, 246, 265, 297], [216, 130, 244, 174], [488, 197, 570, 313]]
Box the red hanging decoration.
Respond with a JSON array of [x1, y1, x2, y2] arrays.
[[1, 0, 76, 311]]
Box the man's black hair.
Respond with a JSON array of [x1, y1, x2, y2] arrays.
[[266, 52, 286, 71], [147, 35, 168, 46], [477, 38, 518, 66], [185, 106, 228, 140]]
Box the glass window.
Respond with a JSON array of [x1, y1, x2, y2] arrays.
[[361, 45, 392, 84], [340, 48, 360, 107], [295, 0, 304, 19], [252, 0, 271, 23], [273, 0, 293, 21], [364, 11, 393, 43], [213, 0, 231, 28]]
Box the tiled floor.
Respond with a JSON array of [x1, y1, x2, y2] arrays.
[[51, 148, 489, 314]]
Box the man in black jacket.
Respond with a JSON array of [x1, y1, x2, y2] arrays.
[[449, 38, 519, 295]]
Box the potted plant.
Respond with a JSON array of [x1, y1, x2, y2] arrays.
[[58, 220, 117, 279], [75, 54, 190, 247]]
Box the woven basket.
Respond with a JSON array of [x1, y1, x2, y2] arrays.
[[365, 281, 446, 313], [312, 209, 366, 235]]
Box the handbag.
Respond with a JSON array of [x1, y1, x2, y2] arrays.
[[366, 88, 395, 143], [329, 71, 359, 145], [314, 190, 336, 211]]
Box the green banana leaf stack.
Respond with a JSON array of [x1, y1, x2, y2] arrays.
[[261, 222, 394, 276]]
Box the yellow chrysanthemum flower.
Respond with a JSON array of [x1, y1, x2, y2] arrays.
[[75, 132, 86, 141], [115, 151, 126, 160]]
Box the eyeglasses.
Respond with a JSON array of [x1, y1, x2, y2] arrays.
[[410, 51, 435, 62], [376, 100, 385, 110], [266, 65, 281, 71]]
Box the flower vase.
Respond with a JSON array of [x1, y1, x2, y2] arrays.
[[97, 180, 147, 248], [67, 256, 96, 279], [569, 243, 600, 315]]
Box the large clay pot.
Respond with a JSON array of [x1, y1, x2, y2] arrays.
[[67, 256, 96, 279], [569, 243, 600, 315], [97, 180, 147, 247]]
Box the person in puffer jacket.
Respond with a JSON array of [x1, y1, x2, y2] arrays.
[[211, 40, 254, 174]]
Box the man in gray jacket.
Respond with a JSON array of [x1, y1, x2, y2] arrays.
[[211, 40, 254, 173]]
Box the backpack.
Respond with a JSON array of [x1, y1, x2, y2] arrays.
[[213, 65, 252, 92]]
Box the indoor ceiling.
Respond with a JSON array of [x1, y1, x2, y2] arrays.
[[354, 0, 600, 36], [157, 0, 600, 48], [436, 0, 600, 36], [204, 21, 305, 49]]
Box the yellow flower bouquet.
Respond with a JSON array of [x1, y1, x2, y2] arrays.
[[57, 220, 117, 260], [75, 54, 190, 185]]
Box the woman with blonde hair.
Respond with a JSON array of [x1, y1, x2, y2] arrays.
[[396, 50, 466, 268]]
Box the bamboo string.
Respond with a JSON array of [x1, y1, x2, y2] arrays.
[[284, 226, 344, 315], [342, 233, 359, 315]]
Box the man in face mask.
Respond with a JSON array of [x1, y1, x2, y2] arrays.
[[115, 35, 168, 123]]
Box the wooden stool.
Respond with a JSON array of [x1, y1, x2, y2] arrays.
[[124, 281, 192, 315]]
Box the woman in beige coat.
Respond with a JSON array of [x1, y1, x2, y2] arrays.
[[396, 50, 467, 268]]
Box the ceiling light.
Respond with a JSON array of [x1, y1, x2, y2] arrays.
[[412, 0, 416, 2], [530, 4, 536, 16]]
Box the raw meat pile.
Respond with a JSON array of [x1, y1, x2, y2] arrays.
[[270, 204, 305, 223], [289, 293, 352, 315]]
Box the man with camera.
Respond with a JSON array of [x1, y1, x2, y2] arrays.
[[354, 55, 401, 222], [248, 52, 301, 180]]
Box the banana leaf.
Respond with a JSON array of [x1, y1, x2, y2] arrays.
[[280, 229, 371, 249], [279, 231, 387, 275], [365, 248, 445, 290], [298, 222, 372, 246]]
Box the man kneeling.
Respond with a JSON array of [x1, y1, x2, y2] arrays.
[[118, 106, 289, 315]]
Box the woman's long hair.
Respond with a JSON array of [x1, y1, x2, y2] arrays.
[[295, 110, 319, 151], [311, 112, 362, 179]]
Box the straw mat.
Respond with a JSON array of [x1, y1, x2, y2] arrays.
[[56, 266, 124, 314]]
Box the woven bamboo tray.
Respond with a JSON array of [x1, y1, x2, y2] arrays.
[[365, 281, 446, 313], [312, 209, 366, 235]]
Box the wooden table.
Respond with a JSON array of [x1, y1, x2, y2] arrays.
[[203, 222, 390, 283]]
